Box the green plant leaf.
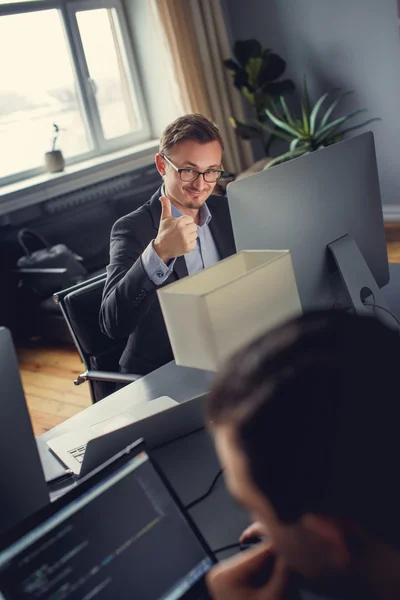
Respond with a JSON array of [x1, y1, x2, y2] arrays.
[[234, 39, 262, 67], [222, 59, 240, 72], [246, 57, 263, 87], [262, 79, 295, 96], [269, 97, 281, 118], [233, 69, 250, 91], [301, 74, 311, 132], [300, 99, 310, 135], [241, 87, 255, 107], [319, 91, 354, 129], [335, 117, 381, 138], [229, 116, 265, 140], [266, 147, 308, 168], [290, 138, 307, 152], [315, 109, 367, 143], [265, 108, 305, 138], [279, 96, 296, 127], [259, 53, 286, 83], [309, 92, 329, 135], [259, 119, 294, 142]]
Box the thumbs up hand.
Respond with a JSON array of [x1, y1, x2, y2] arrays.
[[153, 196, 198, 264]]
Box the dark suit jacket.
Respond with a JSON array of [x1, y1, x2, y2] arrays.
[[100, 187, 236, 374]]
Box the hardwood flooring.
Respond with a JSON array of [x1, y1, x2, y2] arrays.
[[384, 223, 400, 263], [17, 344, 91, 437], [16, 226, 400, 437]]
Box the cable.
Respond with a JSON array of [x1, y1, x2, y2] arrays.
[[363, 302, 400, 328], [185, 469, 223, 510], [213, 542, 241, 554]]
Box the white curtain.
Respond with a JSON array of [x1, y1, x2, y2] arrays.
[[148, 0, 254, 173]]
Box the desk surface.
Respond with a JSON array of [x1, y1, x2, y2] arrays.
[[38, 361, 214, 479], [37, 361, 248, 555]]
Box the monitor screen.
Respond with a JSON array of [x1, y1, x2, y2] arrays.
[[0, 447, 213, 600]]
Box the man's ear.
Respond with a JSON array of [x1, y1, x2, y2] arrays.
[[155, 153, 166, 177], [300, 513, 351, 569]]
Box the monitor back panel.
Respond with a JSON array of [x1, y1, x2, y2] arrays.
[[227, 132, 389, 310]]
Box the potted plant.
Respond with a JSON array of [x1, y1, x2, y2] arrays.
[[264, 76, 380, 167], [44, 123, 65, 173], [223, 38, 295, 156]]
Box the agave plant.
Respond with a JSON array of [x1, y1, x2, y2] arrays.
[[264, 76, 380, 167], [223, 39, 295, 153]]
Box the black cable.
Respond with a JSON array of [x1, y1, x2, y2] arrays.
[[363, 302, 400, 328], [185, 469, 223, 510], [213, 542, 241, 554]]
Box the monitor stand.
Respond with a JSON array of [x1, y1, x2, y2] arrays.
[[328, 234, 398, 330]]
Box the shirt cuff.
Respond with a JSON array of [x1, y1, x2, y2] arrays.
[[141, 241, 176, 285]]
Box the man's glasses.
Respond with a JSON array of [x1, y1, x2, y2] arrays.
[[161, 154, 224, 183]]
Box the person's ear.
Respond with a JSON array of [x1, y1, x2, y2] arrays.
[[300, 513, 351, 569], [155, 154, 166, 177]]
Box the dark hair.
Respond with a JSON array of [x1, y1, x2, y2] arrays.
[[159, 113, 224, 155], [207, 310, 400, 548]]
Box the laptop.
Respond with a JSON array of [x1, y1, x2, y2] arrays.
[[0, 327, 50, 536], [47, 394, 207, 477], [0, 439, 215, 599]]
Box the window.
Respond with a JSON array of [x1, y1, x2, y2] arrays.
[[0, 0, 151, 185]]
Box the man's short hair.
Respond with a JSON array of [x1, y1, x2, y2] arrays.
[[207, 310, 400, 549], [159, 113, 224, 155]]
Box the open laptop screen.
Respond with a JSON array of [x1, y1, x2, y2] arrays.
[[0, 442, 214, 599]]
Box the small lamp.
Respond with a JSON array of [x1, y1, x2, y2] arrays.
[[157, 250, 302, 372]]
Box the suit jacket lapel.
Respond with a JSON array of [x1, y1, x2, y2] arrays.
[[148, 188, 189, 280]]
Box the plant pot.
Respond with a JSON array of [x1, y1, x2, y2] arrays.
[[44, 150, 65, 173]]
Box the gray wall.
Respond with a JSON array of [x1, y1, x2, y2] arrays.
[[222, 0, 400, 209]]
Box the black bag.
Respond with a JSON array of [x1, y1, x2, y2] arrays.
[[16, 229, 88, 297]]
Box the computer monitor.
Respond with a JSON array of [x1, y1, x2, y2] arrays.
[[0, 327, 49, 536], [0, 440, 215, 600], [227, 132, 391, 320]]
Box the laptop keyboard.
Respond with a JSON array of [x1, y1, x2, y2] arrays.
[[68, 444, 87, 463]]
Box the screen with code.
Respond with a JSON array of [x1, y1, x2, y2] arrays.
[[0, 452, 212, 600]]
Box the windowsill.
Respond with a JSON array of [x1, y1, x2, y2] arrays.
[[0, 139, 159, 218]]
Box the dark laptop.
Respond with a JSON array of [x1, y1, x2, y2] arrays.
[[0, 439, 215, 599], [0, 327, 49, 536]]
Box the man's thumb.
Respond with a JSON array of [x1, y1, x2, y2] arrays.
[[160, 196, 172, 219]]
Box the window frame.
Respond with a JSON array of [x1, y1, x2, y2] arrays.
[[0, 0, 152, 187]]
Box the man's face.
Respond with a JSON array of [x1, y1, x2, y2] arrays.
[[156, 139, 223, 211], [213, 424, 350, 584]]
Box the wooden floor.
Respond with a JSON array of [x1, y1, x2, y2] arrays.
[[17, 344, 91, 436], [17, 225, 400, 437]]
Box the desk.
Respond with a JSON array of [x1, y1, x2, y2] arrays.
[[35, 265, 400, 562], [37, 361, 249, 556]]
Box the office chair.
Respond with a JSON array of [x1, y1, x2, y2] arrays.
[[53, 274, 141, 403]]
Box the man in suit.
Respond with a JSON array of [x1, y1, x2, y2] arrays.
[[206, 310, 400, 600], [100, 114, 235, 375]]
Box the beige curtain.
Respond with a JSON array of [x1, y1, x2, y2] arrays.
[[149, 0, 254, 173]]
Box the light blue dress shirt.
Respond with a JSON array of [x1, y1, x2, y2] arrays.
[[141, 195, 220, 285]]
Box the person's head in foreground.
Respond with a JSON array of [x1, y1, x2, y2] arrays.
[[206, 310, 400, 600]]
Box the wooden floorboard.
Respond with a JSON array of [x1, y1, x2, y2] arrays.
[[16, 228, 400, 437], [17, 343, 91, 437]]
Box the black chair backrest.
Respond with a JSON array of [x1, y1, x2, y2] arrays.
[[55, 275, 127, 402]]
